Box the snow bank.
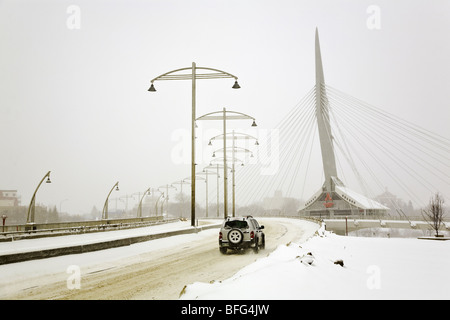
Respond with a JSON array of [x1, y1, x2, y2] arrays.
[[180, 227, 450, 300]]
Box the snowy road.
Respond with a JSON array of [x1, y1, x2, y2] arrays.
[[0, 218, 318, 300]]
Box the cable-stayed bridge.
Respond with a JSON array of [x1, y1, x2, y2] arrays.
[[230, 28, 449, 225], [234, 82, 449, 215], [3, 29, 449, 237]]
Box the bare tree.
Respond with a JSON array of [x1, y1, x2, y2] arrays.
[[422, 192, 445, 237]]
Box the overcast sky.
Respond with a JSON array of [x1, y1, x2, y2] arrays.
[[1, 0, 449, 216]]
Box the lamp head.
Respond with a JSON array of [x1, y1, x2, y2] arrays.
[[232, 80, 240, 89], [115, 185, 119, 191], [46, 176, 51, 183], [255, 140, 259, 145], [251, 119, 257, 127], [148, 83, 156, 92]]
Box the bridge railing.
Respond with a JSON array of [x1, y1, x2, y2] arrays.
[[0, 216, 168, 240], [256, 212, 444, 221], [299, 214, 449, 222]]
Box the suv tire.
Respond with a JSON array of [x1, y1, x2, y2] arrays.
[[253, 237, 259, 253], [228, 229, 244, 244]]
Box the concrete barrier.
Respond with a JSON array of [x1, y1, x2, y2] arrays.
[[0, 223, 221, 265]]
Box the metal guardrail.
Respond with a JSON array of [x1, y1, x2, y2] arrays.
[[0, 216, 168, 241]]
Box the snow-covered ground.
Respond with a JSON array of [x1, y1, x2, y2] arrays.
[[0, 221, 220, 298], [180, 224, 450, 300], [2, 218, 448, 300]]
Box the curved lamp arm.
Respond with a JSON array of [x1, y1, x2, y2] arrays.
[[137, 187, 151, 218], [209, 132, 258, 142], [150, 66, 238, 83], [155, 194, 165, 216], [102, 181, 119, 220], [26, 171, 51, 224], [196, 110, 255, 122], [213, 146, 254, 156]]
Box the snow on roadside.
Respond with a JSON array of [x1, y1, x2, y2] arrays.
[[180, 226, 450, 300]]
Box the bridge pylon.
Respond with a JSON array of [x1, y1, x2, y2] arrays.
[[298, 29, 388, 218]]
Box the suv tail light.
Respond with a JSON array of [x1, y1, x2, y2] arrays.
[[219, 231, 222, 240], [250, 231, 254, 239]]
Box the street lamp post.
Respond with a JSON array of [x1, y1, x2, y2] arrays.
[[159, 184, 176, 217], [155, 193, 164, 217], [209, 131, 258, 216], [26, 171, 52, 226], [203, 163, 230, 217], [148, 63, 240, 227], [102, 181, 119, 220], [197, 108, 256, 218], [198, 168, 218, 218], [182, 174, 206, 221], [2, 214, 7, 232], [172, 179, 188, 218], [137, 187, 151, 218], [211, 146, 254, 217]]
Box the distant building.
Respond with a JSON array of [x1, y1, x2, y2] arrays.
[[263, 190, 284, 211], [374, 187, 415, 216], [298, 177, 389, 217], [263, 190, 301, 216], [0, 190, 20, 207], [374, 188, 398, 208]]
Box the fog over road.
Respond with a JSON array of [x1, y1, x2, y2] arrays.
[[4, 218, 318, 300]]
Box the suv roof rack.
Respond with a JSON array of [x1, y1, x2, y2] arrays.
[[225, 215, 253, 221]]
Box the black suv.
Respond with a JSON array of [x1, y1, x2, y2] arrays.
[[219, 216, 265, 254]]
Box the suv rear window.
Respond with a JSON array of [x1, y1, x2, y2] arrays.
[[249, 219, 260, 229], [224, 220, 248, 229]]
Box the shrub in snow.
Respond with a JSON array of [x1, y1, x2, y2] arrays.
[[334, 259, 344, 267]]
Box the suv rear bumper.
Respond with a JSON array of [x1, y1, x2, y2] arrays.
[[219, 239, 256, 249]]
